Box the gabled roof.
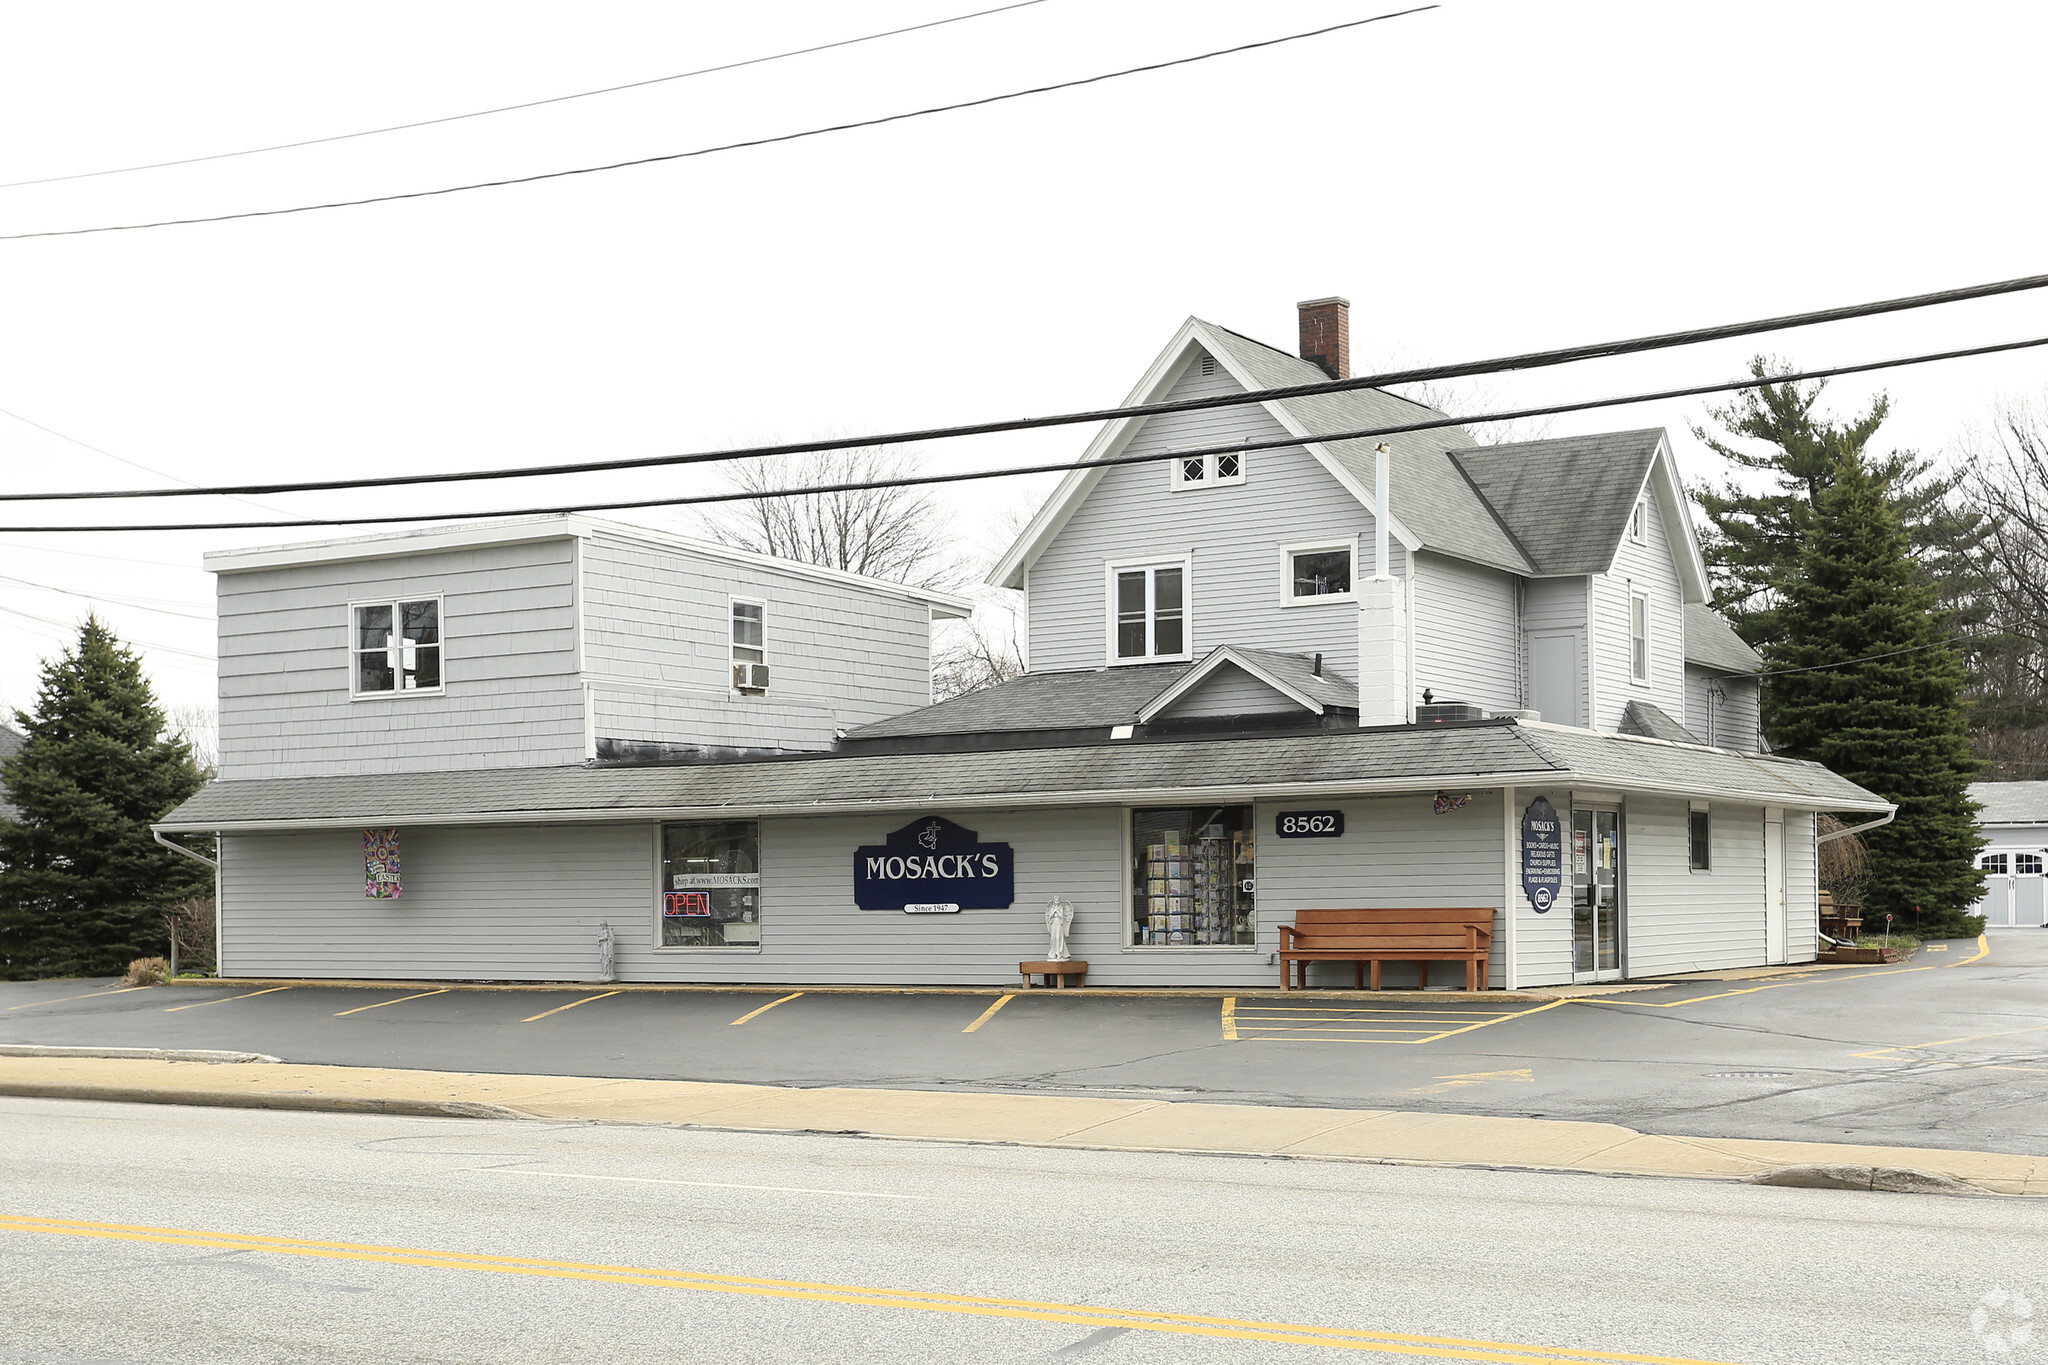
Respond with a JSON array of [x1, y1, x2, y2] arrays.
[[990, 314, 1711, 592], [1683, 603, 1763, 675], [0, 723, 22, 824], [1618, 700, 1700, 745], [155, 719, 1892, 834], [1968, 781, 2048, 826], [1137, 645, 1358, 722], [845, 647, 1355, 742]]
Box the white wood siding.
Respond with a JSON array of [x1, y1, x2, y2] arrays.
[[1683, 664, 1761, 751], [1159, 665, 1304, 720], [1413, 552, 1521, 714], [1026, 351, 1400, 679], [216, 538, 585, 779], [580, 530, 934, 748], [1593, 487, 1686, 732], [1786, 810, 1817, 963], [1622, 796, 1768, 976]]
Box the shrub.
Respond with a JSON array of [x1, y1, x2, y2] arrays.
[[122, 956, 169, 986]]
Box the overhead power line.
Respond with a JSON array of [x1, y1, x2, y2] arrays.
[[4, 331, 2043, 534], [0, 7, 1438, 241], [8, 267, 2048, 505], [0, 571, 215, 622], [0, 601, 216, 662], [0, 1, 1051, 190]]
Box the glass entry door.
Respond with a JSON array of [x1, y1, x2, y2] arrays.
[[1572, 807, 1623, 981]]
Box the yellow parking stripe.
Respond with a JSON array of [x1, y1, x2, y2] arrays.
[[728, 992, 803, 1026], [335, 989, 448, 1017], [1221, 996, 1238, 1041], [1589, 935, 1993, 1012], [961, 995, 1014, 1033], [0, 1214, 1751, 1363], [520, 991, 622, 1023], [163, 986, 291, 1013], [5, 986, 151, 1010]]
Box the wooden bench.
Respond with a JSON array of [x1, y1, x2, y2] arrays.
[[1019, 959, 1088, 989], [1277, 908, 1496, 991]]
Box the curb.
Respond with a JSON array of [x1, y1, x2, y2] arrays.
[[1749, 1163, 1983, 1196], [156, 977, 1568, 1004], [0, 1045, 279, 1064], [0, 1082, 524, 1122]]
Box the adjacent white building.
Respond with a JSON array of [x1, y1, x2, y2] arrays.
[[157, 298, 1888, 988], [1969, 781, 2048, 927]]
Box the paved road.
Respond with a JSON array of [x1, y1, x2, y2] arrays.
[[4, 1097, 2041, 1364], [4, 932, 2044, 1154]]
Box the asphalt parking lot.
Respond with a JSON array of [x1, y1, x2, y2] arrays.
[[5, 930, 2044, 1155]]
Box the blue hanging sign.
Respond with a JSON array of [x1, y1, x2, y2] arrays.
[[1521, 795, 1564, 914], [854, 815, 1015, 911]]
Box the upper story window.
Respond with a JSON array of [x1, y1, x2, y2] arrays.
[[1630, 498, 1648, 543], [1284, 542, 1354, 604], [1630, 590, 1650, 683], [1110, 561, 1187, 664], [1171, 448, 1245, 490], [732, 600, 766, 691], [351, 598, 442, 697]]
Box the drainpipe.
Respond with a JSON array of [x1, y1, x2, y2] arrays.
[[1818, 810, 1896, 844], [153, 828, 218, 868], [1373, 442, 1392, 579]]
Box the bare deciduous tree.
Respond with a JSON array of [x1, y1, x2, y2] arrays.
[[701, 444, 958, 590], [1367, 349, 1555, 446], [1958, 398, 2048, 778], [167, 703, 218, 777], [932, 593, 1025, 701]]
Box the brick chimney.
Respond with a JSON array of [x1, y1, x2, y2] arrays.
[[1296, 297, 1350, 380]]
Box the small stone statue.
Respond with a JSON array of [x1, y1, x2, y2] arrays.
[[1044, 897, 1075, 962], [597, 920, 617, 983]]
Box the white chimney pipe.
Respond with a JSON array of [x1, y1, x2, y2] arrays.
[[1373, 441, 1392, 579]]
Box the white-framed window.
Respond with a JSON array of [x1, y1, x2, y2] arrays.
[[1107, 560, 1189, 664], [659, 820, 761, 948], [2017, 853, 2044, 875], [1630, 498, 1648, 543], [731, 599, 765, 690], [1629, 590, 1650, 683], [1981, 853, 2009, 875], [1688, 807, 1711, 872], [1281, 540, 1355, 605], [350, 596, 442, 697], [1170, 446, 1246, 490]]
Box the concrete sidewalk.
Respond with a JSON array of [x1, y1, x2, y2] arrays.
[[2, 1052, 2040, 1197]]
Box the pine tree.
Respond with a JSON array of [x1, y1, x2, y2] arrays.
[[0, 617, 211, 978], [1690, 357, 1985, 649], [1763, 454, 1985, 927]]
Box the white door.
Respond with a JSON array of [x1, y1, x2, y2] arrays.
[[1764, 811, 1787, 964], [1529, 631, 1583, 727]]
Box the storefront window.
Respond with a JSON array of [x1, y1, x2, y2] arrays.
[[660, 821, 760, 947], [1131, 806, 1254, 946]]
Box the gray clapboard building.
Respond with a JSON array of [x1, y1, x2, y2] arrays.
[[157, 298, 1887, 988], [1968, 781, 2048, 928]]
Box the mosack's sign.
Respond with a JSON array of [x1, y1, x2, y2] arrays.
[[1521, 795, 1564, 913], [855, 815, 1014, 911]]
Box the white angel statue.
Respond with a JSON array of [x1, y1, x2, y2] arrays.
[[1044, 897, 1075, 962]]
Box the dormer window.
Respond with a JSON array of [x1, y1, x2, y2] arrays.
[[351, 597, 442, 697], [1108, 560, 1189, 664], [1172, 449, 1245, 490]]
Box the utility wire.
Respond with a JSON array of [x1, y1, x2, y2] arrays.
[[1755, 639, 1978, 679], [0, 571, 215, 622], [0, 601, 216, 662], [6, 266, 2048, 504], [6, 331, 2044, 534], [0, 7, 1437, 241], [0, 403, 301, 518], [0, 1, 1051, 190]]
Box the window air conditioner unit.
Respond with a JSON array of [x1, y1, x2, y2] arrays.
[[734, 663, 770, 691]]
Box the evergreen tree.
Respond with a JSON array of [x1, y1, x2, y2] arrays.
[[0, 617, 211, 978], [1763, 454, 1984, 926], [1690, 357, 1985, 648]]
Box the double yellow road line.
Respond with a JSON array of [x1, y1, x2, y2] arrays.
[[0, 1213, 1742, 1363]]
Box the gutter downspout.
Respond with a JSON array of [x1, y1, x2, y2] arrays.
[[1818, 809, 1896, 844], [153, 828, 218, 869]]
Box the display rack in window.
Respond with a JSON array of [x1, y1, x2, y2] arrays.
[[1131, 807, 1254, 945]]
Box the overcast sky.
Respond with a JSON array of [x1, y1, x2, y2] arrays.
[[3, 0, 2045, 720]]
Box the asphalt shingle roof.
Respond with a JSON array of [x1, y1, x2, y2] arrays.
[[158, 721, 1890, 832], [1449, 431, 1662, 575], [1683, 604, 1764, 675], [1969, 781, 2048, 826], [1618, 700, 1700, 745]]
